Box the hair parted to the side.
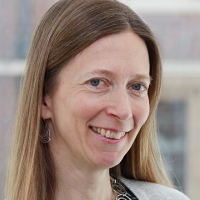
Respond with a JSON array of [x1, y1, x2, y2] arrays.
[[5, 0, 173, 199]]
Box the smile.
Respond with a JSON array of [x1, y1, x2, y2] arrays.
[[90, 126, 126, 140]]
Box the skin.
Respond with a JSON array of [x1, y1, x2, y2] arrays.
[[42, 30, 150, 200]]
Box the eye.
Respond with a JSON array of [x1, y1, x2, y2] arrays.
[[89, 79, 101, 87], [131, 83, 146, 91], [87, 78, 109, 90]]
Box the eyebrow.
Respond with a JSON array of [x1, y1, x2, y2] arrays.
[[89, 69, 115, 76], [84, 69, 152, 82], [134, 74, 153, 82]]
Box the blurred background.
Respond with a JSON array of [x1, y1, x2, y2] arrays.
[[0, 0, 199, 199]]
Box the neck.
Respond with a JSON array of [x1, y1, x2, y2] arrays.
[[52, 156, 115, 200], [54, 167, 115, 200]]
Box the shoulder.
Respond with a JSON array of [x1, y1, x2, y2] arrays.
[[120, 177, 190, 200]]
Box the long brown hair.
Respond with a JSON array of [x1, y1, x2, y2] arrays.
[[6, 0, 172, 199]]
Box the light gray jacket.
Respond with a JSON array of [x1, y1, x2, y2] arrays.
[[121, 177, 190, 200]]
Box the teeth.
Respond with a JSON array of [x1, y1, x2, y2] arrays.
[[110, 132, 115, 139], [106, 130, 110, 138], [91, 126, 126, 140], [115, 132, 121, 140], [100, 129, 106, 136]]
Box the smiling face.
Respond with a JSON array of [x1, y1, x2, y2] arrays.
[[42, 30, 150, 171]]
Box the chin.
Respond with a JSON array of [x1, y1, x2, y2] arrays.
[[94, 153, 124, 169]]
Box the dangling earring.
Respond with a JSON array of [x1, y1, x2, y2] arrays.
[[40, 118, 51, 143]]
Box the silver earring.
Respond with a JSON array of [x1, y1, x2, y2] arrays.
[[40, 119, 51, 143]]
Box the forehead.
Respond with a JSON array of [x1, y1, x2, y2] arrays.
[[81, 30, 147, 57], [61, 30, 150, 80]]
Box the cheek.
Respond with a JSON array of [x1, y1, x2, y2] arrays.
[[134, 99, 150, 127], [71, 97, 102, 120]]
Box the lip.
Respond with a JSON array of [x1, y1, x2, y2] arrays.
[[89, 126, 127, 144]]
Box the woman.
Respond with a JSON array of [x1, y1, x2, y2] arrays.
[[5, 0, 190, 199]]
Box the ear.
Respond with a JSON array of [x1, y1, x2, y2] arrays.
[[41, 95, 52, 119]]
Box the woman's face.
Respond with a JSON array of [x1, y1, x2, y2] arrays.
[[43, 30, 150, 171]]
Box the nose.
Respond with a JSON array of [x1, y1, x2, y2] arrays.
[[105, 89, 133, 121]]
